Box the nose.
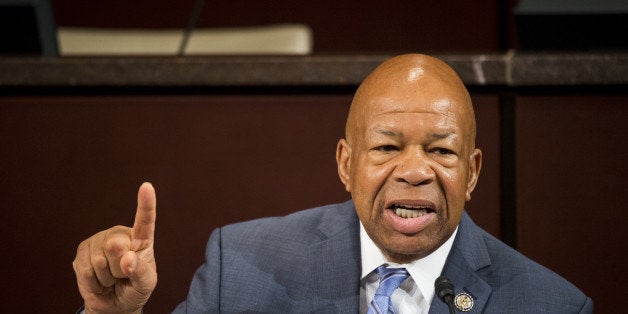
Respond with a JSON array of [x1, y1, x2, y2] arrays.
[[392, 149, 436, 186]]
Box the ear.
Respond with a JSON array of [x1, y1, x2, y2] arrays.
[[465, 148, 482, 201], [336, 139, 352, 192]]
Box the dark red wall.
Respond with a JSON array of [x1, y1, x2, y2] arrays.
[[516, 95, 628, 314], [2, 91, 624, 312], [0, 93, 501, 312]]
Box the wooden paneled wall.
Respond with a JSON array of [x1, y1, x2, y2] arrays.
[[0, 93, 502, 312], [1, 90, 625, 312]]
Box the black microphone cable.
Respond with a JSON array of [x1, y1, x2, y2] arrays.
[[178, 0, 206, 56]]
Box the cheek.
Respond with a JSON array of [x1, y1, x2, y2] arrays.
[[438, 167, 469, 206], [350, 161, 394, 216], [354, 163, 392, 195]]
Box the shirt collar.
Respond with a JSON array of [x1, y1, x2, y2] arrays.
[[360, 222, 458, 303]]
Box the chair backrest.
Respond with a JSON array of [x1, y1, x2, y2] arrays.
[[58, 24, 312, 56]]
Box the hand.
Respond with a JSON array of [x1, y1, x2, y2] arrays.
[[73, 182, 158, 313]]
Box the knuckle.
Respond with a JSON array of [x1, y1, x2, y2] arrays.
[[72, 259, 81, 272], [78, 239, 88, 248], [103, 226, 131, 253], [73, 255, 91, 275], [76, 264, 96, 280], [104, 237, 126, 255], [110, 225, 128, 232], [91, 254, 108, 271], [76, 239, 89, 254]]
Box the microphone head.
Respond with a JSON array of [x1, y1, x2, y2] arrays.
[[434, 276, 455, 302]]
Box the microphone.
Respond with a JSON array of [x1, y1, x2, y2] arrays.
[[435, 276, 456, 314]]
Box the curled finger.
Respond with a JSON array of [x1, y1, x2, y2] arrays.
[[90, 242, 116, 288], [74, 240, 105, 295], [103, 226, 132, 278]]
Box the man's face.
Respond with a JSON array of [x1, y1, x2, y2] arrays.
[[337, 56, 481, 263]]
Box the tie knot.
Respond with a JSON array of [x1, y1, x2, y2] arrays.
[[374, 265, 410, 297]]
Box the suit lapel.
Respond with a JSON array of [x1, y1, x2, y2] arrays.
[[303, 205, 493, 313], [430, 212, 493, 313], [308, 201, 361, 312]]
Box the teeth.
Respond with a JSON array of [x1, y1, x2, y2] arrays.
[[394, 207, 428, 218]]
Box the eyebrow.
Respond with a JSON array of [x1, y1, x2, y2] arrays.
[[375, 129, 401, 137], [373, 129, 457, 141], [428, 132, 457, 140]]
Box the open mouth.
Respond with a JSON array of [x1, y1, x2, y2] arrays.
[[389, 203, 435, 219]]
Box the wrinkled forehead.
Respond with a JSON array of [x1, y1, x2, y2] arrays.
[[350, 79, 474, 137], [346, 55, 475, 145], [362, 96, 462, 118], [358, 98, 470, 147]]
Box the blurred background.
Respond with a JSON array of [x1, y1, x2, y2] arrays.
[[0, 0, 626, 312]]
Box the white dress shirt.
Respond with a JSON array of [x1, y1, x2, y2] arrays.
[[359, 223, 458, 313]]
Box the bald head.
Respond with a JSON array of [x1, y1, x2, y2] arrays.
[[336, 54, 483, 262], [346, 54, 476, 149]]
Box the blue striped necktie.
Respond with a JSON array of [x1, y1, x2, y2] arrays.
[[367, 265, 410, 314]]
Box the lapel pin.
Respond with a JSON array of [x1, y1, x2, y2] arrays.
[[454, 292, 474, 312]]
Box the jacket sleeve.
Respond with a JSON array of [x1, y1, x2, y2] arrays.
[[172, 228, 222, 313]]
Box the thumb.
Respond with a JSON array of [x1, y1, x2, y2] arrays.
[[121, 251, 157, 295]]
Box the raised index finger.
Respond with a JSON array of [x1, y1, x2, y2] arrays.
[[131, 182, 156, 250]]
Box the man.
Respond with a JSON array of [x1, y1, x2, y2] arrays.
[[73, 54, 593, 313]]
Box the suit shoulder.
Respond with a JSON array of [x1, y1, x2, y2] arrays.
[[476, 228, 591, 311], [219, 201, 355, 246]]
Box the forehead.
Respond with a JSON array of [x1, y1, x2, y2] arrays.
[[356, 64, 470, 118], [366, 95, 457, 115], [346, 55, 476, 143], [350, 89, 475, 148], [362, 95, 465, 129]]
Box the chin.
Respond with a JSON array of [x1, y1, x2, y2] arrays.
[[381, 234, 442, 262]]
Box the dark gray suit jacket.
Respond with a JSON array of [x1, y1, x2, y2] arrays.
[[173, 201, 593, 313]]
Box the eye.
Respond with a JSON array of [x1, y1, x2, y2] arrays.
[[432, 147, 454, 155], [373, 145, 398, 152]]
